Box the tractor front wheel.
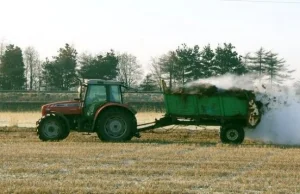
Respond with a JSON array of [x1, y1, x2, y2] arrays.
[[96, 108, 136, 142], [37, 115, 68, 141]]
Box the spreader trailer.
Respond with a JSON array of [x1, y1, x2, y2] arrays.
[[137, 81, 262, 144], [36, 79, 261, 144]]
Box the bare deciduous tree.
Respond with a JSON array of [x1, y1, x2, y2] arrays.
[[150, 57, 163, 91], [0, 41, 5, 58], [117, 53, 143, 88], [0, 40, 6, 70], [159, 51, 177, 89], [24, 46, 41, 90]]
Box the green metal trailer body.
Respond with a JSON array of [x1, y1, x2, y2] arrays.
[[160, 79, 261, 129], [138, 80, 262, 144], [164, 94, 249, 118]]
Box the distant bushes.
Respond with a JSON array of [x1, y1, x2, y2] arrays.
[[0, 91, 165, 112], [0, 91, 78, 102]]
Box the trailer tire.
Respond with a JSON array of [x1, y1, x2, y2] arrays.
[[220, 125, 244, 144], [96, 108, 135, 142], [37, 115, 69, 141]]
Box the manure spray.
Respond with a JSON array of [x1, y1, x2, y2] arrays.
[[187, 73, 300, 145]]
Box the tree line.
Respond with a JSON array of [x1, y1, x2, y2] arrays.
[[0, 42, 294, 91]]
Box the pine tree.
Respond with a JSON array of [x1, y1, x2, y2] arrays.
[[175, 44, 201, 85], [248, 47, 268, 75], [79, 50, 119, 80], [200, 44, 215, 78], [42, 43, 77, 90], [212, 43, 246, 76], [139, 74, 157, 91], [0, 44, 26, 90], [264, 52, 294, 85]]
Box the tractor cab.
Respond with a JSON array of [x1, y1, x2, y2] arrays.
[[80, 79, 124, 104], [79, 79, 125, 119], [77, 79, 132, 129]]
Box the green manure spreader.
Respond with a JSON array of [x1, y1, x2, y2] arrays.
[[36, 79, 262, 144], [139, 81, 262, 144]]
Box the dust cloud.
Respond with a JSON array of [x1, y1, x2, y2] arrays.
[[187, 73, 300, 145]]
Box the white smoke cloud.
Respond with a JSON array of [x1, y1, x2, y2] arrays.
[[246, 102, 300, 145], [186, 73, 260, 90], [187, 73, 300, 145]]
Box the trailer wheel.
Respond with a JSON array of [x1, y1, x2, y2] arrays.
[[96, 108, 136, 142], [37, 115, 68, 141], [220, 125, 244, 144]]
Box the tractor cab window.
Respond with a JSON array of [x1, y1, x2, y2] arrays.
[[85, 85, 107, 105], [109, 85, 122, 103]]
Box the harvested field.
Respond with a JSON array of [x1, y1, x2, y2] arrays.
[[0, 111, 166, 127], [1, 125, 300, 193]]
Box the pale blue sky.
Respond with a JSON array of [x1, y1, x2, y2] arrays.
[[0, 0, 299, 75]]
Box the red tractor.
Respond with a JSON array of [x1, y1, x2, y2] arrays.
[[36, 79, 139, 141]]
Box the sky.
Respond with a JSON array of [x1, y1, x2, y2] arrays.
[[0, 0, 300, 76]]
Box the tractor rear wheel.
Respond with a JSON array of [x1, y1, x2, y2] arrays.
[[37, 115, 69, 141], [220, 125, 244, 144], [96, 108, 136, 142]]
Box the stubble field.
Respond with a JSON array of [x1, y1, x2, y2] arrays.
[[1, 112, 300, 193]]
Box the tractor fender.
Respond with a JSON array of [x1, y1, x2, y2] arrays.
[[91, 103, 137, 132], [39, 112, 71, 131]]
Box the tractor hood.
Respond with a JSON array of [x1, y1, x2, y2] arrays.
[[41, 100, 82, 116]]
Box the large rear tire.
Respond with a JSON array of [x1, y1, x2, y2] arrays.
[[37, 115, 69, 141], [96, 108, 136, 142], [59, 129, 70, 140], [220, 125, 244, 144]]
